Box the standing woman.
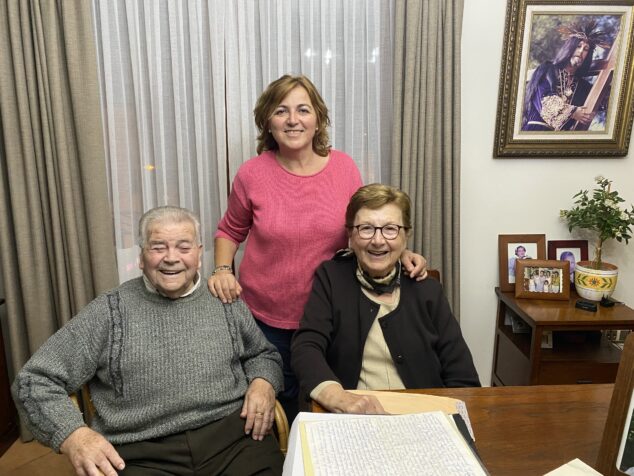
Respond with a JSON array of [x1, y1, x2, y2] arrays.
[[208, 75, 426, 421]]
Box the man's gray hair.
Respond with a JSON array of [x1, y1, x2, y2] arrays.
[[138, 206, 202, 248]]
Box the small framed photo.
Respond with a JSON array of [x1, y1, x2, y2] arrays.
[[515, 259, 570, 301], [597, 333, 634, 475], [541, 330, 553, 349], [498, 234, 546, 292], [547, 239, 589, 287]]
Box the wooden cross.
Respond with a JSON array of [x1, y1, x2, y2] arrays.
[[573, 31, 619, 131]]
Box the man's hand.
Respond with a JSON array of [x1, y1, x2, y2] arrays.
[[572, 106, 595, 126], [60, 427, 125, 476], [400, 249, 428, 281], [317, 383, 387, 414], [241, 378, 276, 441], [207, 271, 242, 304]]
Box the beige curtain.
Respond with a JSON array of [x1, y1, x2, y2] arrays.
[[391, 0, 463, 316], [0, 1, 117, 439]]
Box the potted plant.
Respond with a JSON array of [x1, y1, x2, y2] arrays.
[[560, 176, 634, 301]]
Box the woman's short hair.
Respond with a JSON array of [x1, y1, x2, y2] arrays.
[[254, 75, 331, 156], [345, 184, 412, 229], [138, 206, 201, 248]]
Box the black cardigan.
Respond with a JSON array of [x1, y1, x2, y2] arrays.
[[291, 257, 480, 398]]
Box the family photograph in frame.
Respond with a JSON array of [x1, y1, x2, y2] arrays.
[[498, 234, 546, 292], [547, 239, 589, 288], [493, 0, 634, 157], [515, 259, 571, 300]]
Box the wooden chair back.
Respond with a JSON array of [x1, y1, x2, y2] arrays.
[[427, 268, 441, 282]]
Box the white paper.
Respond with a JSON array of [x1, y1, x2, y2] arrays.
[[284, 412, 486, 476], [543, 458, 602, 475]]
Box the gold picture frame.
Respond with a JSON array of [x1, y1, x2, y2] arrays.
[[515, 259, 571, 300], [493, 0, 634, 157]]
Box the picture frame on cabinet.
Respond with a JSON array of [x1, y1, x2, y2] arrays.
[[499, 234, 546, 292], [547, 239, 589, 287], [515, 259, 571, 300]]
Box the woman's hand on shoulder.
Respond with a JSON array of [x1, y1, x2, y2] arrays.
[[208, 270, 242, 303], [401, 249, 428, 281]]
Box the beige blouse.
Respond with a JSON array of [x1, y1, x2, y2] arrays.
[[356, 287, 405, 390]]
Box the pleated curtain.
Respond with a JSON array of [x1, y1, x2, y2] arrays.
[[0, 0, 118, 439], [391, 0, 463, 316]]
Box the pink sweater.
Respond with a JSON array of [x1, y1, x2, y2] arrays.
[[216, 150, 363, 329]]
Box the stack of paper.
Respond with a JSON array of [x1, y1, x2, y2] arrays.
[[283, 410, 486, 476]]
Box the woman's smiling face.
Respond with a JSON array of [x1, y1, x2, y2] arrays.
[[349, 204, 408, 278], [268, 86, 318, 155]]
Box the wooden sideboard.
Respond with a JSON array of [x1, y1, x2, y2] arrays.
[[492, 287, 634, 386]]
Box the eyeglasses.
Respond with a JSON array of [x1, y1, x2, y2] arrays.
[[350, 224, 409, 240]]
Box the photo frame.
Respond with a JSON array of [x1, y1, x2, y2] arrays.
[[493, 0, 634, 157], [515, 259, 571, 300], [499, 234, 546, 292], [547, 239, 589, 287], [597, 333, 634, 475]]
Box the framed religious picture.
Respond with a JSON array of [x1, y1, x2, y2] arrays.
[[597, 333, 634, 475], [498, 234, 546, 292], [515, 259, 571, 300], [547, 239, 589, 288], [493, 0, 634, 157]]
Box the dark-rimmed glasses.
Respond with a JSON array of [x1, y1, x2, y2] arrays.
[[349, 224, 409, 240]]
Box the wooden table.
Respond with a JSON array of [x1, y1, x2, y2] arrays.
[[312, 384, 613, 476]]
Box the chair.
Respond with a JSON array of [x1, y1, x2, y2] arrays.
[[70, 386, 289, 455], [427, 268, 440, 281]]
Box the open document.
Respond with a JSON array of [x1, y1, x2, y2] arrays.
[[284, 411, 487, 476], [347, 389, 475, 440]]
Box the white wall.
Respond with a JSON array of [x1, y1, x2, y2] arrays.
[[461, 0, 634, 386]]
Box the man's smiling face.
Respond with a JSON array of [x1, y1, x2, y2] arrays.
[[139, 220, 202, 299]]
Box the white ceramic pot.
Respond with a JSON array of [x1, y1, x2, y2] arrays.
[[574, 260, 619, 301]]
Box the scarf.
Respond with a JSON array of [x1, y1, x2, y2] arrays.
[[355, 259, 401, 295], [333, 248, 401, 294]]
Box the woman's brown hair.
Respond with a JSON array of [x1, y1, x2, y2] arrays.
[[345, 184, 412, 229]]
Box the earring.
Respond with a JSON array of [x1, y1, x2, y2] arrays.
[[268, 129, 271, 133]]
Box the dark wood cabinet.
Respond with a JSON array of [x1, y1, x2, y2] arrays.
[[492, 288, 634, 386], [0, 298, 18, 456]]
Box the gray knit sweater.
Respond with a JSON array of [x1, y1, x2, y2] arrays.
[[12, 277, 283, 452]]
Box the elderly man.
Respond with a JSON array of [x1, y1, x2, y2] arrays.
[[12, 206, 284, 475]]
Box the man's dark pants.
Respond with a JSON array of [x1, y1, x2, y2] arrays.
[[115, 408, 283, 475]]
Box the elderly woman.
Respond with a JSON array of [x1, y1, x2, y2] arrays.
[[291, 184, 480, 414]]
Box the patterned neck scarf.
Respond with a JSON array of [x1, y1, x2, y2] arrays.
[[355, 259, 401, 295]]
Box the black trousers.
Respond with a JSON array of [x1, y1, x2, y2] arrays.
[[115, 409, 283, 475]]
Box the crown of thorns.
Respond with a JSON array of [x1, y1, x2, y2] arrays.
[[557, 20, 611, 49]]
